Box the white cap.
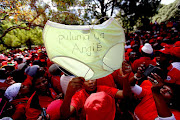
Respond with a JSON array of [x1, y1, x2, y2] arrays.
[[4, 83, 21, 102], [141, 43, 153, 54]]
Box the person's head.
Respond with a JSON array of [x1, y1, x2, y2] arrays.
[[83, 79, 97, 93], [160, 85, 173, 100], [160, 83, 180, 111], [129, 52, 138, 63], [141, 43, 153, 57], [16, 58, 23, 64], [32, 60, 42, 67], [49, 64, 62, 76], [131, 44, 139, 53], [4, 83, 30, 101], [84, 92, 116, 120], [156, 48, 172, 68], [32, 67, 48, 93], [25, 65, 40, 77], [1, 62, 15, 76], [34, 76, 49, 93]]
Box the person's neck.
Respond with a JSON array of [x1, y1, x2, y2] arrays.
[[85, 88, 97, 95]]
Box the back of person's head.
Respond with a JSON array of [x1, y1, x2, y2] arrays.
[[4, 83, 21, 102], [25, 65, 40, 77], [84, 92, 115, 120], [141, 43, 153, 55], [9, 69, 26, 83], [132, 44, 139, 52], [32, 60, 42, 67], [49, 64, 62, 76], [32, 67, 46, 81]]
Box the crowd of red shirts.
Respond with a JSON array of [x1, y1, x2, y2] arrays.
[[0, 19, 179, 120]]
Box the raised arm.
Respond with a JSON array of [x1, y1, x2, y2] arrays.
[[60, 77, 85, 120], [149, 73, 173, 118], [115, 61, 132, 99]]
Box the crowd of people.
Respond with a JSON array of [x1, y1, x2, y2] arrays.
[[0, 19, 179, 120]]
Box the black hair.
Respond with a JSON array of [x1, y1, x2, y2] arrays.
[[165, 83, 180, 111], [32, 60, 42, 67], [141, 50, 153, 59], [31, 67, 49, 90]]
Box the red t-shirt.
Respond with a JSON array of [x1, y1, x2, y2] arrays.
[[134, 80, 158, 120], [71, 86, 118, 113], [134, 80, 180, 120], [26, 88, 57, 120], [11, 97, 29, 119], [97, 74, 116, 88]]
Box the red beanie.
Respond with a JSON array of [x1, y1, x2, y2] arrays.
[[84, 92, 115, 120]]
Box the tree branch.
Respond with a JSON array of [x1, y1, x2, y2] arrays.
[[0, 14, 9, 21], [105, 0, 113, 9], [92, 0, 100, 8], [110, 0, 116, 16], [0, 23, 30, 40], [106, 6, 113, 12], [0, 4, 49, 41]]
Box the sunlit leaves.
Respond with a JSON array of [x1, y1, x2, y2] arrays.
[[1, 20, 43, 48], [152, 0, 179, 23]]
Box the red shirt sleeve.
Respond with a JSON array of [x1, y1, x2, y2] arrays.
[[137, 81, 152, 98], [97, 74, 115, 88], [71, 90, 88, 112], [97, 86, 118, 98]]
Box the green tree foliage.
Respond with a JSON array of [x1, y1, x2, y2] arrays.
[[0, 0, 49, 48], [152, 0, 180, 23], [0, 0, 72, 50], [49, 0, 84, 25], [74, 0, 161, 29], [1, 20, 43, 48], [80, 0, 119, 24], [116, 0, 161, 31]]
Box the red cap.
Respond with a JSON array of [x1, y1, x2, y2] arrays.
[[170, 47, 180, 58], [159, 47, 171, 55], [40, 59, 46, 62], [125, 48, 133, 56], [130, 40, 135, 47], [157, 37, 163, 40], [1, 61, 8, 66], [149, 39, 155, 44], [161, 43, 167, 47], [84, 92, 116, 120], [174, 41, 180, 47]]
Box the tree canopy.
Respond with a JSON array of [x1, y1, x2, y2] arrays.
[[0, 0, 77, 50], [0, 0, 178, 51], [152, 0, 180, 23]]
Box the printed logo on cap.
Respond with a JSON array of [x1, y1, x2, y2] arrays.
[[166, 76, 171, 81]]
